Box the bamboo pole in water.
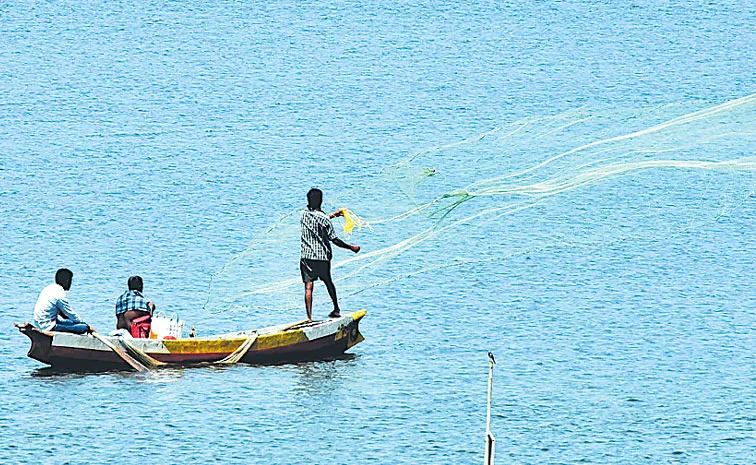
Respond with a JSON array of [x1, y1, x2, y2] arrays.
[[484, 352, 496, 465]]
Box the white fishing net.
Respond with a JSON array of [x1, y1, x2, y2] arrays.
[[204, 95, 756, 318]]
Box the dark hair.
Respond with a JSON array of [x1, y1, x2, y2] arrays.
[[128, 275, 144, 292], [55, 268, 73, 290], [307, 188, 323, 210]]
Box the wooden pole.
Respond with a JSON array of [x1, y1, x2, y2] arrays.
[[484, 352, 496, 465]]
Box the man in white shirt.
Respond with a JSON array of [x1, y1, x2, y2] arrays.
[[33, 268, 91, 334]]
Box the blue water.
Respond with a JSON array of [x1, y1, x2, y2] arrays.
[[2, 1, 756, 463]]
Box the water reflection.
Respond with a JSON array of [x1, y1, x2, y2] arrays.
[[141, 366, 186, 384], [292, 354, 359, 396], [31, 365, 186, 384], [31, 366, 142, 379], [28, 355, 358, 383]]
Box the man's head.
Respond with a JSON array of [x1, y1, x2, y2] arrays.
[[307, 188, 323, 211], [128, 275, 144, 293], [55, 268, 73, 291]]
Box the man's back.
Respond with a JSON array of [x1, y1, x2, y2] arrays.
[[115, 289, 152, 315], [301, 208, 336, 261], [33, 283, 65, 331]]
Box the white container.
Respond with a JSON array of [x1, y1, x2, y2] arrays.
[[149, 311, 184, 339]]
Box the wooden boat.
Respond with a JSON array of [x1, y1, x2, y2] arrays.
[[15, 310, 366, 371]]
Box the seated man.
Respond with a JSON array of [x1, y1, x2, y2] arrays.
[[33, 268, 91, 334], [115, 276, 156, 336]]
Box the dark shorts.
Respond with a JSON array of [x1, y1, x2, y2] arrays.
[[300, 259, 332, 283]]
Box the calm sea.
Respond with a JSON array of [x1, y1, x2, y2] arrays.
[[1, 1, 755, 464]]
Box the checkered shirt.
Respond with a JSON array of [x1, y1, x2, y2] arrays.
[[301, 208, 338, 261], [115, 290, 152, 315]]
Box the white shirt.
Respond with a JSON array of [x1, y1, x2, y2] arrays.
[[33, 283, 83, 331]]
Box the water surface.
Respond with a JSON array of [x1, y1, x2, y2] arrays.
[[1, 1, 755, 463]]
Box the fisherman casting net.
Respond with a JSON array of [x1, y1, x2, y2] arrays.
[[204, 95, 756, 322]]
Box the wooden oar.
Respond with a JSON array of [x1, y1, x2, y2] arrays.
[[90, 330, 149, 373]]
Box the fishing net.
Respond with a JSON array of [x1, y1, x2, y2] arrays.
[[204, 95, 756, 321]]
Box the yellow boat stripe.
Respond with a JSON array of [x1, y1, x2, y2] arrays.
[[162, 330, 311, 354]]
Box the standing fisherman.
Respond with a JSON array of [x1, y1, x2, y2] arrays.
[[300, 188, 360, 321]]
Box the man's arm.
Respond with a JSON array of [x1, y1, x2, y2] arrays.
[[332, 237, 360, 253], [57, 296, 85, 324], [329, 209, 345, 219], [325, 210, 360, 252]]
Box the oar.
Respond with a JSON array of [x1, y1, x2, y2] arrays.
[[90, 330, 149, 372]]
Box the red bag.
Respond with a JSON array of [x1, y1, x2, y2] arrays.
[[130, 314, 152, 339]]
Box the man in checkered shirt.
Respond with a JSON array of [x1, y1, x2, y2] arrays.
[[301, 188, 360, 321], [115, 275, 156, 331]]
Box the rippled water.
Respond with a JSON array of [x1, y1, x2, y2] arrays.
[[2, 1, 756, 464]]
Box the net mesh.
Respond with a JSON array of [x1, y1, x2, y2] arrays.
[[204, 95, 756, 319]]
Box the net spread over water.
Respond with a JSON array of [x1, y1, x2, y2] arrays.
[[205, 95, 756, 316]]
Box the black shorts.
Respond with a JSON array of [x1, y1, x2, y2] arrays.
[[300, 259, 333, 283]]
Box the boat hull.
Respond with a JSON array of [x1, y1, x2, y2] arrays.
[[16, 310, 366, 371]]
